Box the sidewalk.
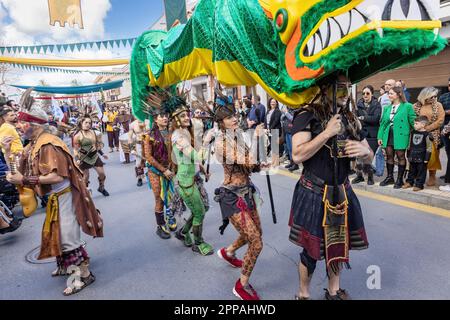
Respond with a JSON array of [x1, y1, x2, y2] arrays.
[[279, 151, 450, 210]]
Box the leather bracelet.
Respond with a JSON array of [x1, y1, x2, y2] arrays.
[[23, 176, 39, 186]]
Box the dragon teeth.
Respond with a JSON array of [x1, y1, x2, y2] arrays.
[[333, 11, 351, 35], [302, 0, 434, 58]]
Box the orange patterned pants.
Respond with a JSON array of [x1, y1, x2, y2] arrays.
[[228, 209, 263, 277]]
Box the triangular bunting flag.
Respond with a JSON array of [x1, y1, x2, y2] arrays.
[[69, 44, 76, 52], [121, 39, 127, 47], [49, 45, 55, 53], [95, 42, 102, 50], [76, 43, 83, 51], [0, 47, 5, 54], [43, 45, 49, 54], [88, 42, 94, 49], [56, 45, 63, 52], [63, 44, 69, 52], [114, 40, 121, 48], [102, 41, 109, 49]]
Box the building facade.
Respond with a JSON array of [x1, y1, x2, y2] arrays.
[[357, 0, 450, 100]]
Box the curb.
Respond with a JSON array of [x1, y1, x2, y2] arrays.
[[277, 166, 449, 211], [350, 183, 450, 211]]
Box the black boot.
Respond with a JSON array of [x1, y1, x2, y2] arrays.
[[351, 174, 365, 184], [97, 177, 110, 196], [380, 164, 395, 186], [394, 165, 406, 189], [156, 226, 171, 239], [285, 161, 294, 169], [288, 163, 299, 172], [137, 178, 143, 187], [155, 212, 170, 239]]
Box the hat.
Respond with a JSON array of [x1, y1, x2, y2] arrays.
[[213, 89, 235, 122], [17, 107, 48, 125]]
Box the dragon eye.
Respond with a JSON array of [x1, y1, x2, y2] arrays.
[[274, 8, 288, 33]]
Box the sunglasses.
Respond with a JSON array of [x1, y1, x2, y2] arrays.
[[363, 92, 371, 96]]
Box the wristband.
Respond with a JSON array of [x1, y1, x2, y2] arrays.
[[98, 150, 104, 156], [23, 176, 39, 186]]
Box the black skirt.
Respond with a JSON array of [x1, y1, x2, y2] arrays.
[[79, 156, 104, 170], [288, 178, 369, 261], [387, 128, 395, 147]]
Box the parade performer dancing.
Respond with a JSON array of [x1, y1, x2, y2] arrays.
[[164, 90, 212, 256], [212, 94, 268, 300], [73, 115, 110, 197], [129, 118, 146, 187], [142, 95, 176, 239], [289, 74, 372, 300], [3, 101, 103, 296]]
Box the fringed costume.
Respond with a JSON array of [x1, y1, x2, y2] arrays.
[[143, 121, 177, 238], [288, 108, 369, 277]]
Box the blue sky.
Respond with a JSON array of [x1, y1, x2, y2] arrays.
[[104, 0, 164, 39]]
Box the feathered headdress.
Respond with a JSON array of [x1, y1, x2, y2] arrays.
[[18, 88, 35, 111], [17, 88, 48, 125], [212, 88, 235, 122], [141, 87, 190, 127], [191, 94, 213, 118]]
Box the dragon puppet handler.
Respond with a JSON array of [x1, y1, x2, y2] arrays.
[[131, 0, 446, 299]]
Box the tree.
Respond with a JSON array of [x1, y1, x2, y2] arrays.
[[0, 63, 12, 86]]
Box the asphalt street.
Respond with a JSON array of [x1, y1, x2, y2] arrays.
[[2, 148, 450, 300]]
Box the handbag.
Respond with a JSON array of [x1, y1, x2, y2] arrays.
[[373, 147, 385, 177]]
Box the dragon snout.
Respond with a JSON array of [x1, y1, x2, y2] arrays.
[[301, 0, 439, 61]]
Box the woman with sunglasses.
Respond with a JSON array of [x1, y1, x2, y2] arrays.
[[353, 85, 381, 185], [378, 86, 416, 188], [413, 87, 445, 187]]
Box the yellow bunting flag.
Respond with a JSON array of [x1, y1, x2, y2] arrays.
[[48, 0, 84, 29]]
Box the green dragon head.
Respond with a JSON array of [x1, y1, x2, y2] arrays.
[[257, 0, 446, 101], [130, 0, 447, 119]]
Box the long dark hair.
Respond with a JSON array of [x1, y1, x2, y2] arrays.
[[268, 98, 279, 110], [151, 115, 169, 164], [77, 115, 92, 131], [304, 85, 361, 140]]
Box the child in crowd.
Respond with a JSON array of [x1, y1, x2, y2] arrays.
[[402, 116, 433, 191]]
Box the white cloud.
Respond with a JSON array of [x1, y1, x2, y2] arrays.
[[0, 0, 112, 43], [0, 0, 125, 87]]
